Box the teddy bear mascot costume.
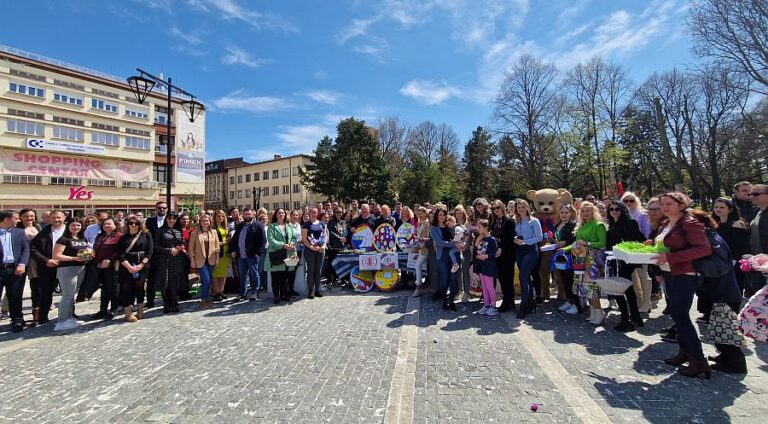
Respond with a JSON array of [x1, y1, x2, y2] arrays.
[[527, 188, 574, 302]]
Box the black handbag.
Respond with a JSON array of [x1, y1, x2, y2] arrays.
[[269, 248, 287, 265]]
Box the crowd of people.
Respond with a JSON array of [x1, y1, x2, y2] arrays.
[[0, 181, 766, 380]]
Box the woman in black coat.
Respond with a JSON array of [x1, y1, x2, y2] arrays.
[[117, 217, 154, 322], [712, 198, 750, 294], [153, 212, 185, 313], [606, 202, 646, 332], [491, 200, 517, 312]]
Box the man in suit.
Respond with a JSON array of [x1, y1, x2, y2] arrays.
[[229, 208, 266, 301], [30, 210, 66, 325], [0, 210, 30, 332], [144, 201, 168, 308]]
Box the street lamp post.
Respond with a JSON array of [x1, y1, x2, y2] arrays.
[[127, 68, 204, 210]]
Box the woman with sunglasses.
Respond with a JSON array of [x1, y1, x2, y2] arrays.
[[117, 218, 153, 322], [154, 212, 185, 313], [606, 202, 646, 331], [621, 192, 653, 313], [490, 200, 517, 312], [90, 218, 122, 320]]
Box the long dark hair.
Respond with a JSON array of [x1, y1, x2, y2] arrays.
[[63, 217, 84, 239], [272, 208, 287, 224], [16, 208, 37, 229], [431, 206, 448, 227], [713, 198, 743, 224], [607, 202, 632, 228]]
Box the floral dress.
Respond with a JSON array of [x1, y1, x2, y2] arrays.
[[739, 255, 768, 342]]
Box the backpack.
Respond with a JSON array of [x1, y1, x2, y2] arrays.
[[692, 227, 732, 278]]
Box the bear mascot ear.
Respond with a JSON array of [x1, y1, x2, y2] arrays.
[[557, 189, 573, 205], [527, 190, 537, 202]]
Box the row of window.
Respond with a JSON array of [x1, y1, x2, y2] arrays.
[[9, 82, 154, 121], [231, 202, 302, 212], [229, 167, 301, 185], [3, 175, 159, 187], [229, 184, 301, 199], [6, 118, 153, 150]]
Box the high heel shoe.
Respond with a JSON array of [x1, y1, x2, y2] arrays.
[[664, 350, 691, 366], [678, 359, 711, 379]]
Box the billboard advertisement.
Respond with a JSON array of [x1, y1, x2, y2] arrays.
[[175, 110, 205, 183], [0, 148, 150, 181]]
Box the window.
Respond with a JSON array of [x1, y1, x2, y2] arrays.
[[125, 108, 149, 119], [10, 69, 46, 82], [50, 177, 82, 186], [9, 81, 45, 98], [87, 178, 116, 187], [8, 109, 44, 120], [54, 79, 85, 91], [91, 98, 118, 113], [294, 201, 301, 210], [263, 203, 269, 210], [92, 131, 119, 146], [292, 166, 300, 176], [155, 135, 173, 153], [237, 190, 243, 198], [293, 184, 300, 193], [125, 128, 150, 137], [7, 118, 44, 136], [282, 168, 289, 177], [92, 122, 119, 132], [3, 175, 42, 185], [230, 191, 235, 199], [263, 171, 269, 180], [53, 92, 84, 106], [282, 185, 289, 194], [272, 186, 279, 195], [261, 188, 268, 197], [153, 164, 172, 184], [125, 136, 150, 150], [273, 203, 280, 211], [53, 116, 84, 126], [254, 173, 260, 181], [272, 169, 279, 179], [122, 181, 140, 188], [229, 176, 235, 184], [283, 202, 289, 210], [237, 175, 242, 183], [52, 126, 84, 141], [245, 174, 251, 183], [91, 88, 119, 99], [245, 190, 251, 198]]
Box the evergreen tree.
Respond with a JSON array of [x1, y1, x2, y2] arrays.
[[462, 126, 497, 202]]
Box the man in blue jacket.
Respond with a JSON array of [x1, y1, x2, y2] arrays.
[[0, 210, 30, 333], [229, 208, 266, 301]]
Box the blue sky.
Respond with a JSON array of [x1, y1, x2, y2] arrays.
[[1, 0, 698, 163]]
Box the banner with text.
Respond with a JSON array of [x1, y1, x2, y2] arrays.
[[0, 148, 150, 181], [175, 110, 205, 184]]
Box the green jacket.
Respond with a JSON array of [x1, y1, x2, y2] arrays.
[[265, 223, 298, 272], [562, 220, 607, 251]]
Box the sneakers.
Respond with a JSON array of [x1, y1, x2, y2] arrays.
[[249, 293, 259, 302], [485, 307, 498, 316], [565, 305, 579, 315], [451, 263, 460, 273], [53, 318, 81, 332], [559, 302, 572, 312], [475, 306, 489, 315]]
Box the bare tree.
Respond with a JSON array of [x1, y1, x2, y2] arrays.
[[492, 54, 560, 189], [377, 116, 409, 164], [688, 0, 768, 92], [406, 121, 440, 164]]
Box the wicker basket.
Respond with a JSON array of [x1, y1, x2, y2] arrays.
[[595, 276, 633, 296]]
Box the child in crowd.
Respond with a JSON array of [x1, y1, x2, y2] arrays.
[[473, 219, 498, 316], [446, 215, 465, 273]]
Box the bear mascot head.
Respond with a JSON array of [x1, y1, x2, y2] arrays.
[[526, 188, 574, 242]]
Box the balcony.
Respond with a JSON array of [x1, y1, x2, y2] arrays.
[[155, 112, 168, 125]]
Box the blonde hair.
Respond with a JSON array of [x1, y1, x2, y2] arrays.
[[400, 206, 414, 222], [575, 201, 603, 231], [453, 205, 468, 224], [446, 215, 457, 224], [213, 209, 228, 229], [513, 199, 532, 224]]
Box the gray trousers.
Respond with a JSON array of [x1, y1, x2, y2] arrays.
[[57, 266, 85, 322], [304, 249, 324, 296]]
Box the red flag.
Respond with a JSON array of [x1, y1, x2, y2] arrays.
[[616, 181, 625, 197]]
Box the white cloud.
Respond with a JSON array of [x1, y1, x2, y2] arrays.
[[169, 26, 203, 45], [302, 90, 340, 105], [276, 125, 332, 148], [337, 18, 378, 44], [399, 80, 462, 105], [187, 0, 298, 33], [212, 90, 289, 113], [221, 46, 270, 68]]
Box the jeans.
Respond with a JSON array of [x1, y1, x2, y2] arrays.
[[663, 272, 704, 359], [197, 262, 214, 301], [516, 245, 539, 305], [437, 253, 458, 302], [304, 249, 324, 296], [57, 266, 85, 322], [414, 253, 428, 286], [0, 267, 25, 325], [237, 256, 261, 296]]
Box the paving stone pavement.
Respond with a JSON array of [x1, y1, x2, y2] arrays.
[[0, 286, 766, 423]]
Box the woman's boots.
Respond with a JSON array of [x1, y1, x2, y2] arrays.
[[136, 303, 144, 320], [678, 358, 712, 379], [711, 344, 747, 374], [124, 306, 138, 323]]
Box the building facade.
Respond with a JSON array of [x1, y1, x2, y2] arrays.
[[224, 154, 322, 212], [0, 44, 205, 217], [204, 157, 248, 212]]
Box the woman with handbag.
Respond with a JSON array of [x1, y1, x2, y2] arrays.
[[91, 218, 122, 320], [188, 215, 220, 309], [266, 208, 297, 304], [117, 218, 153, 322], [554, 205, 579, 315], [653, 192, 713, 379], [562, 202, 607, 324], [606, 202, 646, 332], [154, 212, 185, 313]]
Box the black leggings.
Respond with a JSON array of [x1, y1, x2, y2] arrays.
[[609, 264, 641, 323], [559, 269, 580, 307], [119, 278, 146, 307], [271, 271, 289, 299], [98, 267, 119, 313]]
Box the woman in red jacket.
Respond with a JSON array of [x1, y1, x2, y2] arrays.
[[653, 192, 712, 379]]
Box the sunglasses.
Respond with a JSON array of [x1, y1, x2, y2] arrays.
[[608, 207, 621, 212], [623, 199, 636, 203], [128, 221, 140, 226], [492, 206, 502, 210]]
